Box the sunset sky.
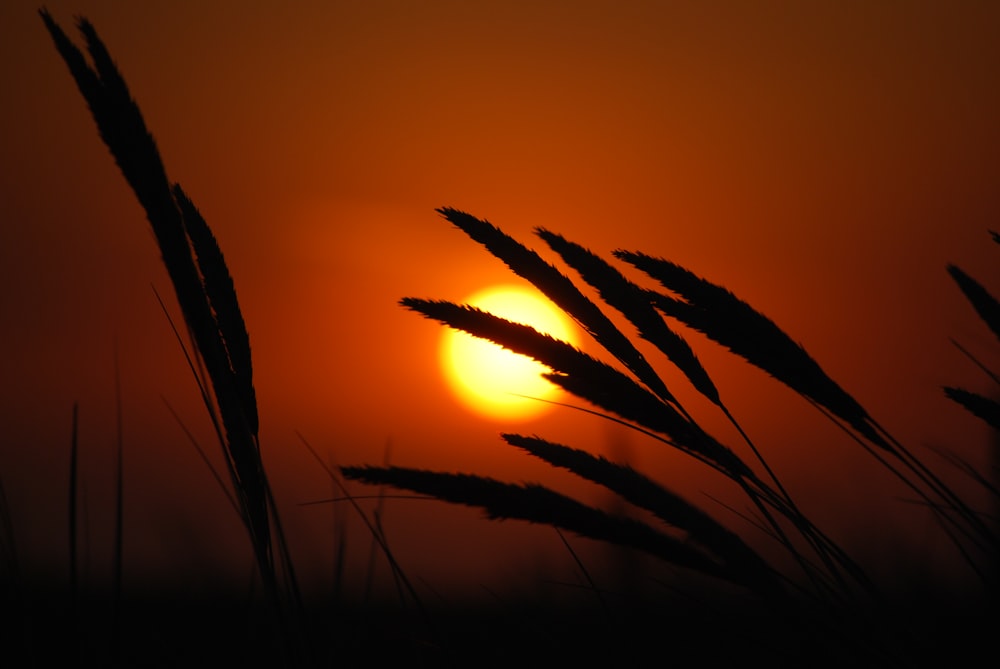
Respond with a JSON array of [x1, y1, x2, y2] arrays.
[[2, 1, 997, 598]]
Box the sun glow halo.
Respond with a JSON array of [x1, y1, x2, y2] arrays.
[[440, 285, 578, 421]]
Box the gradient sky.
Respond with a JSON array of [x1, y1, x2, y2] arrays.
[[2, 1, 997, 596]]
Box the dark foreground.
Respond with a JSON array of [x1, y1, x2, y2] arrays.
[[4, 582, 994, 668]]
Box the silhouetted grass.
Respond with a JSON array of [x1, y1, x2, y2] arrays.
[[499, 433, 780, 595], [536, 229, 720, 409], [439, 207, 678, 407], [39, 9, 306, 662], [348, 210, 999, 663], [620, 244, 999, 571], [616, 248, 892, 451], [400, 297, 750, 477], [21, 9, 999, 668], [395, 211, 883, 597]]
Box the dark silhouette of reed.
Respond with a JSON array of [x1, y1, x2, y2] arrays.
[[344, 208, 999, 662], [39, 9, 305, 663]]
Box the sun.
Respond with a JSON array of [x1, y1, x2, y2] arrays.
[[440, 285, 579, 421]]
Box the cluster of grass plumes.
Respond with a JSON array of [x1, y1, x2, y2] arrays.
[[35, 7, 998, 665], [617, 243, 1000, 572], [39, 9, 303, 655], [37, 13, 454, 666], [344, 209, 999, 655]]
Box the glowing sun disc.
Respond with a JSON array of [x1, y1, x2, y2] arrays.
[[440, 285, 578, 421]]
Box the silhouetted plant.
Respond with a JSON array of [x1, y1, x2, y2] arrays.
[[39, 9, 304, 659], [343, 208, 1000, 644], [941, 233, 1000, 519], [33, 8, 999, 666]]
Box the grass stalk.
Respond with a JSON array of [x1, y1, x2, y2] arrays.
[[296, 434, 430, 622], [950, 338, 999, 386], [553, 528, 612, 618]]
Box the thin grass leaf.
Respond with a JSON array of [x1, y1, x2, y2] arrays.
[[340, 466, 751, 587], [615, 250, 891, 451], [296, 434, 427, 615], [162, 397, 240, 516], [553, 528, 612, 617], [925, 444, 1000, 502], [944, 387, 1000, 431], [950, 338, 1000, 386], [947, 264, 1000, 343], [329, 456, 349, 607], [364, 439, 395, 603], [805, 390, 999, 561], [437, 207, 676, 404], [536, 228, 720, 408]]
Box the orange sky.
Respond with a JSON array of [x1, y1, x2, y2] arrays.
[[1, 1, 997, 598]]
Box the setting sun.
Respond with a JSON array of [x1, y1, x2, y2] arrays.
[[440, 285, 579, 421]]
